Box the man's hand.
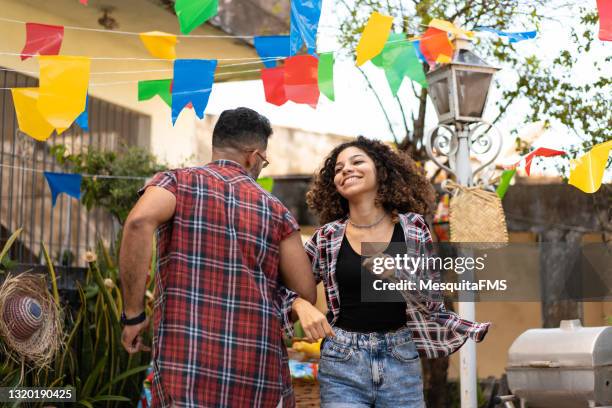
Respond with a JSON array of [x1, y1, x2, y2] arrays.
[[121, 317, 151, 354], [293, 297, 334, 342]]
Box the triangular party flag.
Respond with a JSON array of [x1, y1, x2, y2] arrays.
[[21, 23, 64, 61], [475, 27, 537, 43], [412, 40, 426, 62], [355, 11, 393, 66], [284, 55, 319, 108], [254, 36, 291, 68], [138, 79, 172, 108], [261, 67, 288, 106], [37, 56, 90, 134], [290, 0, 322, 55], [597, 0, 612, 41], [43, 172, 82, 207], [373, 34, 427, 95], [175, 0, 218, 35], [496, 169, 516, 199], [11, 88, 55, 141], [429, 19, 474, 38], [517, 147, 566, 176], [568, 140, 612, 193], [171, 59, 217, 124], [257, 177, 274, 192], [419, 27, 454, 64], [139, 31, 178, 60], [318, 52, 335, 101], [75, 94, 89, 131]]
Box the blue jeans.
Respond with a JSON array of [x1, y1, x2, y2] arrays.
[[318, 327, 425, 408]]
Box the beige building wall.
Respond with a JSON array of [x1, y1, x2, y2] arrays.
[[0, 0, 261, 166]]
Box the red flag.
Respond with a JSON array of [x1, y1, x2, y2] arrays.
[[517, 147, 566, 176], [597, 0, 612, 41], [79, 0, 88, 4], [261, 66, 288, 106], [284, 55, 319, 108], [419, 27, 453, 64], [21, 23, 64, 61]]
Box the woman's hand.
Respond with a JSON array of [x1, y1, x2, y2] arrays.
[[293, 297, 334, 342]]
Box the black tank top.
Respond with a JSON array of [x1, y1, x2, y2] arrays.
[[335, 223, 407, 333]]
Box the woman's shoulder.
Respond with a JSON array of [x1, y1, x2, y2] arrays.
[[398, 212, 427, 228]]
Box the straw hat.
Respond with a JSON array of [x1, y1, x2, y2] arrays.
[[0, 273, 63, 367]]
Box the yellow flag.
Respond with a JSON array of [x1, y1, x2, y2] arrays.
[[139, 31, 178, 60], [429, 18, 474, 38], [11, 88, 55, 141], [356, 11, 393, 66], [568, 140, 612, 193], [435, 54, 452, 63], [37, 56, 90, 134]]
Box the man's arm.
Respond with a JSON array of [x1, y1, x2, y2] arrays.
[[119, 186, 175, 353], [278, 232, 317, 304]]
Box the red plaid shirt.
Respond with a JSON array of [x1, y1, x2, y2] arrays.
[[141, 160, 299, 408], [280, 213, 490, 358]]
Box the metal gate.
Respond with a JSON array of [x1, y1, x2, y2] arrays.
[[0, 67, 151, 267]]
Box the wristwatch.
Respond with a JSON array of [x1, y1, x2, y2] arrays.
[[120, 311, 146, 326]]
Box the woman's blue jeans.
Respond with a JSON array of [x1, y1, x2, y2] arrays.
[[318, 326, 425, 408]]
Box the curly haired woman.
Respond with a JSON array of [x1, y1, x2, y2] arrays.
[[281, 136, 490, 408]]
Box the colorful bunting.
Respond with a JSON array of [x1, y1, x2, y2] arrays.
[[419, 27, 453, 64], [290, 0, 322, 55], [412, 40, 427, 62], [11, 88, 55, 141], [171, 59, 217, 124], [284, 55, 319, 108], [496, 169, 516, 199], [139, 31, 178, 60], [475, 27, 537, 43], [429, 19, 474, 38], [261, 67, 288, 106], [20, 23, 64, 61], [175, 0, 218, 35], [597, 0, 612, 41], [257, 177, 275, 192], [355, 11, 393, 66], [38, 56, 90, 134], [372, 33, 427, 95], [138, 79, 172, 108], [43, 172, 82, 207], [254, 36, 291, 68], [317, 52, 335, 101], [75, 95, 89, 131], [568, 140, 612, 193], [516, 147, 566, 176]]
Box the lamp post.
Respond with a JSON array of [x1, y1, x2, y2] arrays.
[[424, 36, 503, 408]]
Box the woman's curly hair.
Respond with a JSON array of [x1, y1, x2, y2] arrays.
[[306, 136, 436, 225]]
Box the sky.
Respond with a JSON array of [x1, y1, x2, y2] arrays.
[[204, 0, 610, 179]]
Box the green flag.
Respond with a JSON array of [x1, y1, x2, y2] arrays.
[[257, 177, 274, 193], [175, 0, 218, 35], [404, 41, 428, 89], [496, 169, 516, 199], [318, 52, 335, 101], [138, 79, 172, 108]]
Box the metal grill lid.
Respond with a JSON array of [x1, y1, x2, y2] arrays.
[[507, 320, 612, 368]]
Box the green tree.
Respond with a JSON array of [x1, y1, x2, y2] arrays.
[[51, 144, 168, 225]]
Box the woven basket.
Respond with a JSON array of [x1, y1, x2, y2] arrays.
[[445, 180, 508, 244]]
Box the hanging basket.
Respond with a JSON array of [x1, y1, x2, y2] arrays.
[[444, 180, 509, 244], [0, 273, 64, 368]]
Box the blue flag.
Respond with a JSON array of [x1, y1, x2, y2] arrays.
[[254, 36, 291, 68], [75, 94, 89, 131], [290, 0, 322, 55], [172, 59, 217, 124], [412, 40, 426, 62], [43, 172, 82, 206], [475, 27, 537, 43]]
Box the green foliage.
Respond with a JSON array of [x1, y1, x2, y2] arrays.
[[334, 0, 610, 167], [0, 234, 152, 407], [50, 144, 168, 225]]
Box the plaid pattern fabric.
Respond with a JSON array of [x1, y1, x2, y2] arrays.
[[142, 160, 299, 408], [280, 213, 490, 359]]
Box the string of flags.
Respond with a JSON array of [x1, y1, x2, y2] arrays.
[[3, 1, 609, 198]]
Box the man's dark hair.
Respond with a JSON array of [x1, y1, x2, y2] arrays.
[[212, 107, 273, 150]]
